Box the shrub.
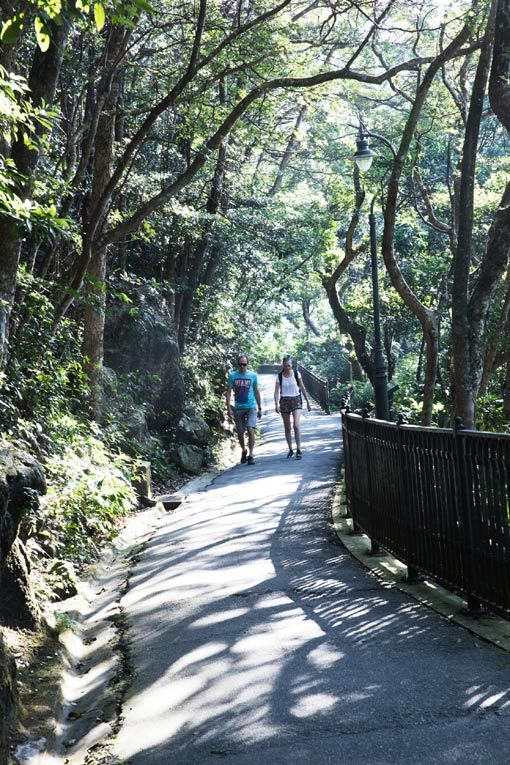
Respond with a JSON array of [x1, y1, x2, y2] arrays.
[[33, 416, 137, 563]]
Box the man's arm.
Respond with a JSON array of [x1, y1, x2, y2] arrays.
[[255, 384, 262, 419], [226, 385, 233, 419]]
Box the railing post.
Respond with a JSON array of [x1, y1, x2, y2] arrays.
[[338, 408, 510, 614], [362, 409, 384, 555], [346, 408, 364, 536], [453, 417, 487, 616], [396, 413, 423, 583], [341, 407, 351, 519], [324, 384, 330, 415], [298, 364, 330, 415]]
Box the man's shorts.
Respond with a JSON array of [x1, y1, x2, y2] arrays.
[[233, 407, 257, 435]]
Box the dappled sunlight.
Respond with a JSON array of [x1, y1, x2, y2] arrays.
[[307, 643, 345, 668], [290, 692, 338, 718], [192, 607, 250, 628], [61, 655, 116, 701], [463, 685, 510, 711], [120, 469, 316, 612], [171, 641, 229, 673], [112, 407, 510, 763]]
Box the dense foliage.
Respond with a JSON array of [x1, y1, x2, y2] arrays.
[[0, 0, 509, 593]]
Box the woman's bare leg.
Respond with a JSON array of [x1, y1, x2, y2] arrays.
[[282, 412, 293, 451], [292, 409, 302, 450]]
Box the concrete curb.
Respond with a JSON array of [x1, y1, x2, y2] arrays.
[[17, 401, 272, 763], [33, 502, 167, 765], [11, 404, 246, 764], [332, 484, 510, 652], [24, 460, 229, 765]]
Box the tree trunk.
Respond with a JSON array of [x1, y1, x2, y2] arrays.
[[451, 1, 497, 427], [468, 180, 510, 405], [175, 137, 229, 351], [321, 169, 376, 383], [381, 21, 471, 425], [479, 266, 510, 395], [82, 247, 108, 418], [504, 361, 510, 420], [422, 323, 439, 426], [301, 298, 321, 337], [383, 324, 394, 382], [489, 0, 510, 133], [81, 25, 127, 415], [268, 105, 307, 196], [416, 335, 425, 385], [0, 19, 69, 365], [323, 279, 374, 382], [350, 356, 364, 382]]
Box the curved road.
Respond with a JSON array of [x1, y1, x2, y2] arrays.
[[113, 375, 510, 764]]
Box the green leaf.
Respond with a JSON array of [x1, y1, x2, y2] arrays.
[[130, 0, 154, 13], [34, 17, 51, 52], [93, 2, 105, 30], [42, 0, 63, 20], [1, 15, 25, 45]]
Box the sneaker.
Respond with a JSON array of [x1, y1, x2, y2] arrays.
[[247, 455, 255, 465], [240, 450, 247, 464], [296, 449, 302, 460], [286, 449, 294, 459]]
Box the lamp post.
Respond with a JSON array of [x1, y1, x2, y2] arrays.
[[354, 126, 389, 420]]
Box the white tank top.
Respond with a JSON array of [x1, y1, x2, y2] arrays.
[[276, 372, 301, 397]]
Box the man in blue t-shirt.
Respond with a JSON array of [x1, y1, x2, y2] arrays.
[[226, 354, 262, 465]]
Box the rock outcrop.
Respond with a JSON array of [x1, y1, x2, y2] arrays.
[[173, 411, 211, 473], [176, 412, 211, 446], [0, 445, 46, 765], [0, 445, 46, 629], [0, 630, 16, 765], [175, 443, 204, 475]]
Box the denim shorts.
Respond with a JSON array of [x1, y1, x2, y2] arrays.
[[233, 407, 257, 434]]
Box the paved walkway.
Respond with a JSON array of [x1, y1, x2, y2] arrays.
[[113, 375, 510, 764]]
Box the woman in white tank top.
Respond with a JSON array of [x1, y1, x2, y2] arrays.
[[274, 355, 311, 459]]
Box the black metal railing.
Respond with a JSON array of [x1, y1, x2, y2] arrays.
[[342, 412, 510, 616], [258, 363, 330, 414], [298, 365, 330, 414]]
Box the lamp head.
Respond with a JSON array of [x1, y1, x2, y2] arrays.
[[353, 130, 374, 172]]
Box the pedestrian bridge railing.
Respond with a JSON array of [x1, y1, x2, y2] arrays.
[[297, 365, 330, 414], [258, 363, 330, 414], [342, 411, 510, 616]]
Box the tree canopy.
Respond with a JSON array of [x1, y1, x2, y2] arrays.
[[0, 0, 509, 585]]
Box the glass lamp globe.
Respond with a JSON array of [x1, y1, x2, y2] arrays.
[[353, 135, 374, 172]]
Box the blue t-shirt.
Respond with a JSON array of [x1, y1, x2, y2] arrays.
[[227, 371, 258, 409]]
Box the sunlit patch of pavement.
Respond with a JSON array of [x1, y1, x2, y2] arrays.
[[110, 375, 510, 764]]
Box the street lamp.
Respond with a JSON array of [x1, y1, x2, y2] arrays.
[[353, 126, 389, 420], [353, 123, 374, 172]]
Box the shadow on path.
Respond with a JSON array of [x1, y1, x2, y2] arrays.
[[113, 379, 510, 764]]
